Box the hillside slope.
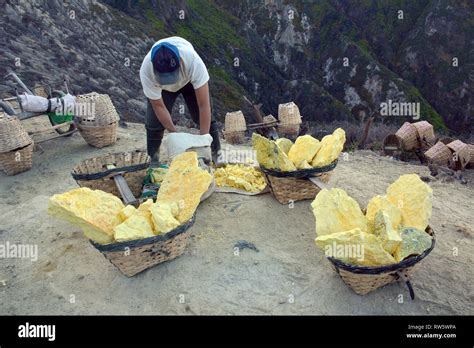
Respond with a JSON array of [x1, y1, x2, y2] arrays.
[[1, 0, 472, 134]]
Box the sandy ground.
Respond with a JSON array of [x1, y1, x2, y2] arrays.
[[1, 116, 473, 315]]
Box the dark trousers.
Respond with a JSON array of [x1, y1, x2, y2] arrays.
[[145, 82, 220, 161]]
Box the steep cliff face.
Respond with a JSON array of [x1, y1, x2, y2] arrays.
[[1, 0, 472, 134]]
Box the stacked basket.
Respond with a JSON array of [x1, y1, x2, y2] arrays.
[[278, 102, 302, 137], [76, 92, 119, 148], [223, 111, 246, 144], [0, 114, 34, 176], [413, 121, 436, 149]]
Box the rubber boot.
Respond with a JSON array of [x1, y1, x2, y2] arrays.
[[146, 129, 164, 167]]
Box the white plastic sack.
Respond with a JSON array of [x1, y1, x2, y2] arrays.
[[19, 93, 76, 114], [164, 132, 213, 161], [19, 94, 49, 112]]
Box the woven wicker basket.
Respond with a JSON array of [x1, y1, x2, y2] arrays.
[[75, 92, 120, 126], [0, 115, 34, 175], [424, 141, 452, 166], [75, 92, 119, 148], [266, 172, 332, 204], [278, 124, 300, 137], [413, 121, 436, 149], [0, 115, 33, 152], [71, 150, 150, 198], [224, 111, 246, 132], [91, 216, 195, 277], [0, 143, 34, 176], [223, 130, 246, 144], [78, 122, 118, 148], [328, 227, 435, 299], [395, 122, 419, 151], [382, 133, 402, 155], [447, 140, 470, 169], [278, 102, 302, 126]]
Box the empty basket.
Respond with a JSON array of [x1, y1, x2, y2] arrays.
[[91, 216, 195, 277], [278, 102, 302, 136], [71, 150, 150, 198], [0, 115, 34, 175], [447, 140, 470, 169], [413, 121, 436, 149], [76, 92, 120, 148], [424, 141, 452, 167], [395, 122, 419, 151], [224, 111, 246, 145]]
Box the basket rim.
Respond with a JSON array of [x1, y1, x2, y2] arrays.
[[71, 150, 150, 180], [327, 226, 435, 274], [90, 214, 195, 252], [260, 160, 337, 178]]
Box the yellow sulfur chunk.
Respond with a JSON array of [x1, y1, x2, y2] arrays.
[[149, 202, 181, 234], [311, 128, 346, 167], [48, 187, 124, 244], [288, 135, 321, 169], [298, 160, 313, 169], [137, 199, 154, 212], [386, 174, 433, 231], [366, 195, 402, 233], [113, 212, 155, 242], [394, 227, 432, 262], [373, 210, 402, 255], [275, 138, 293, 155], [315, 228, 396, 266], [157, 151, 213, 223], [214, 164, 266, 192], [311, 188, 368, 237], [252, 133, 296, 172], [119, 205, 137, 221]]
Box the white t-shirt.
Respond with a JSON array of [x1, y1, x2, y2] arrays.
[[140, 36, 209, 100]]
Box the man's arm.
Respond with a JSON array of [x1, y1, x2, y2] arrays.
[[149, 98, 177, 133], [195, 83, 211, 135]]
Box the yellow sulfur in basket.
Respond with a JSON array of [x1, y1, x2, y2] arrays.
[[275, 138, 293, 155], [288, 135, 321, 169], [373, 210, 402, 255], [311, 128, 346, 167], [252, 133, 296, 172], [113, 211, 155, 242], [311, 188, 368, 237], [315, 228, 396, 266], [48, 187, 124, 244], [157, 151, 213, 223], [366, 195, 402, 233], [386, 174, 432, 231], [149, 202, 181, 234]]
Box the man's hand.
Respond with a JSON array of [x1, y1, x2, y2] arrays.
[[195, 83, 211, 135], [150, 98, 177, 132]]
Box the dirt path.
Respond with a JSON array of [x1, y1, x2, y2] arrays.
[[1, 118, 473, 315]]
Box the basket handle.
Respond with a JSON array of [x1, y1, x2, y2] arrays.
[[396, 270, 415, 300]]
